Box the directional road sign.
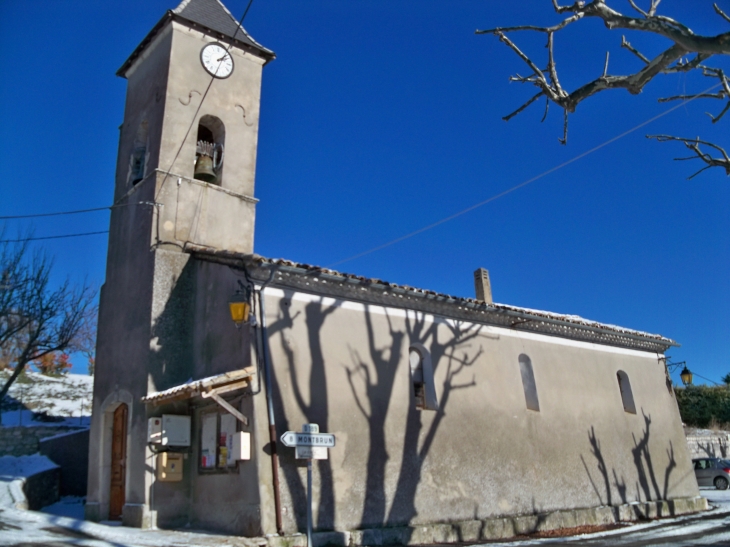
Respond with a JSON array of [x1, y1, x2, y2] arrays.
[[296, 446, 328, 460], [280, 431, 336, 448]]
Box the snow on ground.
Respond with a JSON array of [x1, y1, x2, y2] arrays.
[[0, 371, 92, 427], [0, 505, 267, 546]]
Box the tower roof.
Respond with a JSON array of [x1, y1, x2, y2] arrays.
[[118, 0, 274, 77]]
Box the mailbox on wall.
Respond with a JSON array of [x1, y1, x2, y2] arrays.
[[157, 452, 184, 482]]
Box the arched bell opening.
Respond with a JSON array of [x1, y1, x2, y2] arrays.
[[194, 115, 225, 186]]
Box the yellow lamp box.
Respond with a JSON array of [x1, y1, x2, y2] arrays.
[[228, 287, 251, 326]]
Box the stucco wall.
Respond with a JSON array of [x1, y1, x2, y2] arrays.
[[260, 286, 697, 534]]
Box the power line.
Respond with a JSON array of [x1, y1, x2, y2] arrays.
[[691, 372, 722, 387], [1, 2, 257, 242], [0, 201, 156, 221], [0, 231, 108, 243], [0, 206, 110, 220], [327, 82, 723, 269]]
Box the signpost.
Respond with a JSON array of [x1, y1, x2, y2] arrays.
[[280, 424, 335, 547]]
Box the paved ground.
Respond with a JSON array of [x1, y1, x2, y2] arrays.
[[0, 490, 728, 546]]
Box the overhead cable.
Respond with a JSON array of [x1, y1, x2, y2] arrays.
[[0, 231, 109, 243], [327, 81, 723, 269]]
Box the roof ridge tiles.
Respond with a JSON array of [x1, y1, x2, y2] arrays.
[[183, 244, 676, 351]]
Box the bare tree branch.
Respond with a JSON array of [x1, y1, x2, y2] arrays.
[[621, 35, 650, 64], [503, 91, 544, 121], [541, 96, 550, 122], [559, 108, 569, 145], [715, 3, 730, 24], [482, 0, 729, 172], [647, 135, 730, 177], [710, 101, 730, 123], [658, 67, 729, 122], [627, 0, 648, 17]]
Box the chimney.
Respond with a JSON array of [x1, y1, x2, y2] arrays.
[[474, 268, 492, 304]]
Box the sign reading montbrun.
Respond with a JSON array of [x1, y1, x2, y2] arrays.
[[280, 431, 336, 448]]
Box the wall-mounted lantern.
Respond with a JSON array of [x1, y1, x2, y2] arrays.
[[680, 366, 693, 386], [229, 281, 251, 328]]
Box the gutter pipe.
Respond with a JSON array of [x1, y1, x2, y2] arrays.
[[254, 266, 284, 535]]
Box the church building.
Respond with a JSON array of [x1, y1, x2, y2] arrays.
[[86, 0, 705, 543]]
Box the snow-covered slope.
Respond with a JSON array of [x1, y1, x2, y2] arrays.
[[0, 371, 92, 427]]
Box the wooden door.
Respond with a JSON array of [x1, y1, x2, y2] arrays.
[[109, 403, 128, 520]]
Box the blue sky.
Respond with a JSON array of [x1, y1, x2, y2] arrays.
[[0, 1, 728, 383]]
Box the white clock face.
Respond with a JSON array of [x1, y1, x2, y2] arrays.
[[201, 43, 234, 79]]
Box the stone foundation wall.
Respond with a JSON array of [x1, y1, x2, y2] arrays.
[[0, 426, 86, 457], [268, 496, 708, 547]]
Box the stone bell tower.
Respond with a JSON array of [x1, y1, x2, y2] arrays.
[[113, 0, 275, 253], [86, 0, 274, 527]]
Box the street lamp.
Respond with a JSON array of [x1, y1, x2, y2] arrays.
[[680, 366, 693, 386], [228, 282, 251, 328]]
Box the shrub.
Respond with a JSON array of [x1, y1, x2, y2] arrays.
[[675, 386, 730, 428]]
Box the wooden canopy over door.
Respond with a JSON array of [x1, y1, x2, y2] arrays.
[[109, 403, 128, 520]]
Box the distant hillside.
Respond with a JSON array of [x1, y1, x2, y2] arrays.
[[0, 371, 92, 428]]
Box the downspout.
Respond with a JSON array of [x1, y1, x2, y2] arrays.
[[254, 266, 284, 535]]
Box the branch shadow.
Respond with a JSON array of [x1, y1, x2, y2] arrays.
[[343, 308, 484, 532], [581, 409, 679, 521], [267, 291, 341, 531]]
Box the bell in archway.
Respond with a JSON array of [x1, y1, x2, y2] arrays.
[[194, 154, 217, 183]]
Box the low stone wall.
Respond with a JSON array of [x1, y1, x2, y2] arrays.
[[0, 426, 86, 457], [686, 434, 730, 459], [267, 497, 708, 547], [23, 466, 60, 510]]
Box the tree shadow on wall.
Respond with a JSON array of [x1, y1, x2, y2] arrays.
[[344, 307, 484, 530], [267, 291, 341, 531], [580, 409, 680, 520], [697, 439, 729, 459]]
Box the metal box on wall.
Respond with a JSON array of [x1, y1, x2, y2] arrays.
[[147, 415, 191, 447], [232, 431, 251, 460]]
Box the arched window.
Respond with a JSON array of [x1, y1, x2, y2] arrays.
[[409, 343, 438, 411], [616, 370, 636, 414], [194, 115, 225, 185], [518, 354, 540, 411]]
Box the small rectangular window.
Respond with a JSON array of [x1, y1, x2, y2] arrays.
[[519, 354, 540, 411], [409, 344, 439, 411], [130, 146, 146, 184], [617, 371, 636, 414]]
